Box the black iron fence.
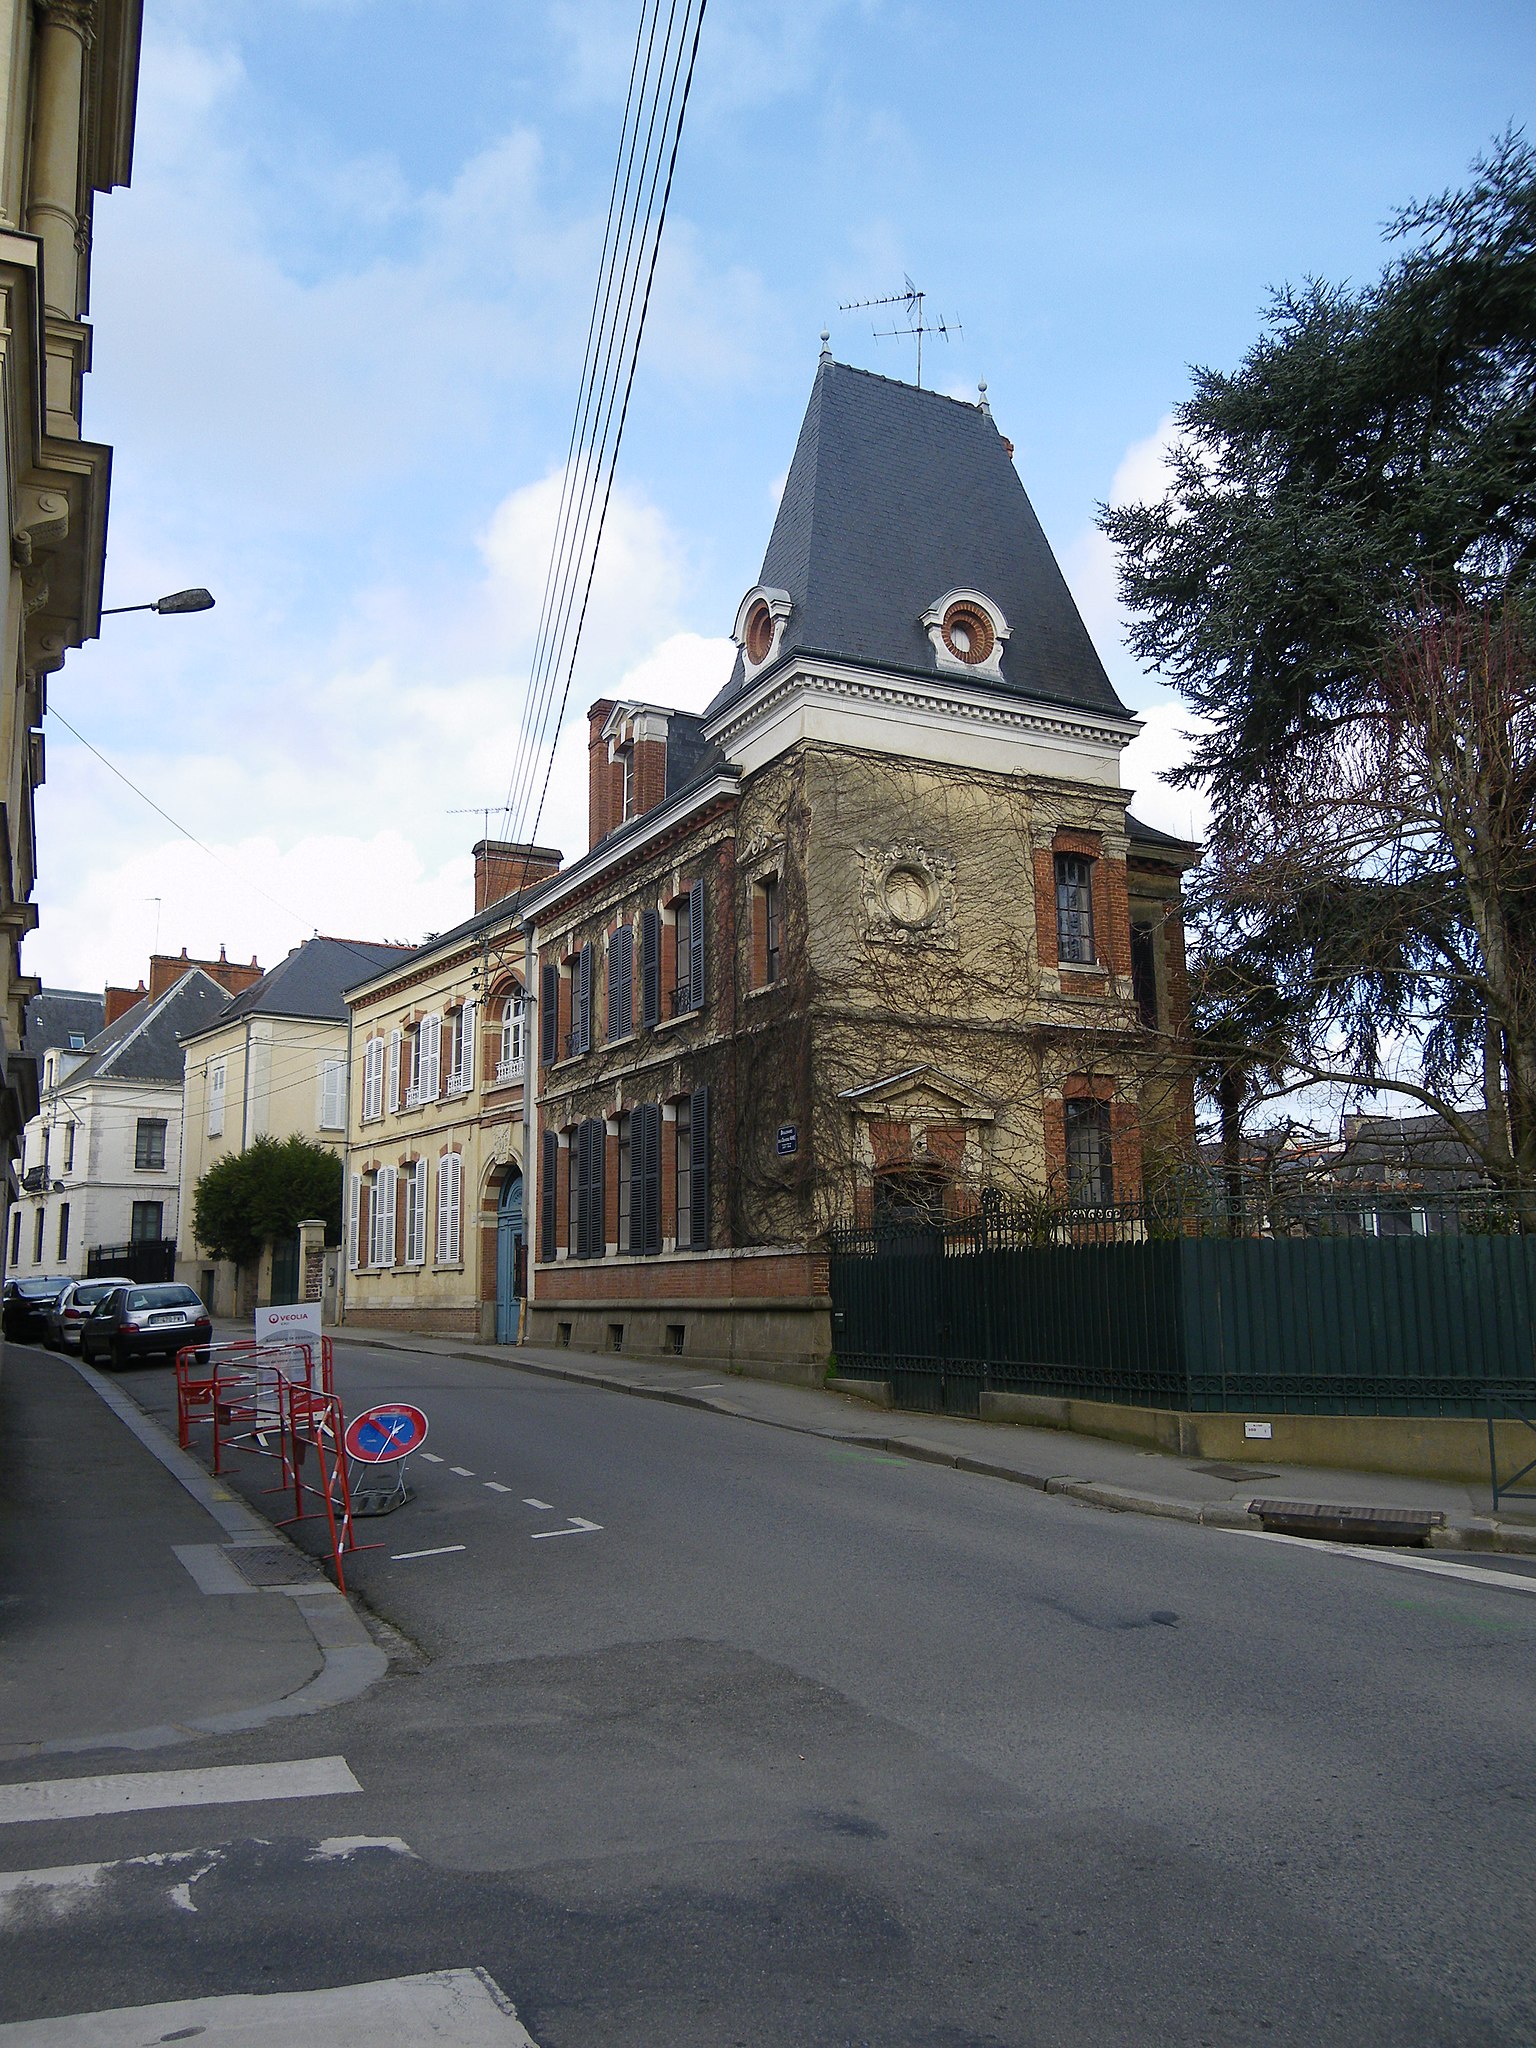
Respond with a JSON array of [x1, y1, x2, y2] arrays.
[[87, 1238, 178, 1284], [828, 1193, 1536, 1419]]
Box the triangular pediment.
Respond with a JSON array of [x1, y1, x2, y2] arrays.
[[838, 1064, 997, 1123]]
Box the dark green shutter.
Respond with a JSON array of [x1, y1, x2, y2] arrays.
[[540, 962, 558, 1065], [641, 909, 661, 1028], [689, 1086, 709, 1249], [608, 926, 632, 1039], [687, 879, 705, 1009], [580, 1118, 606, 1258], [643, 1103, 662, 1254], [540, 1129, 558, 1260], [576, 944, 593, 1054]]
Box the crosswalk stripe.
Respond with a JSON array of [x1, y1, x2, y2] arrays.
[[0, 1756, 360, 1826], [0, 1967, 538, 2045]]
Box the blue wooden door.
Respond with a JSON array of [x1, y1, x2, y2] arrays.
[[495, 1170, 524, 1344]]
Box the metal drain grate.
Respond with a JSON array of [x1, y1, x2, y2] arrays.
[[226, 1543, 325, 1588], [1248, 1499, 1444, 1546]]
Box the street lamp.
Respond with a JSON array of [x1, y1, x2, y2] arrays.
[[100, 587, 215, 617]]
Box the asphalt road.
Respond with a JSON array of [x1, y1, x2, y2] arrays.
[[4, 1334, 1535, 2046]]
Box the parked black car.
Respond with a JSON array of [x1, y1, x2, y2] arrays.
[[2, 1276, 67, 1343], [79, 1283, 212, 1369], [45, 1276, 133, 1351]]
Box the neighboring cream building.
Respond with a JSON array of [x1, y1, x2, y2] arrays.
[[341, 841, 560, 1341], [9, 966, 232, 1282], [0, 2, 145, 1186], [177, 936, 412, 1317]]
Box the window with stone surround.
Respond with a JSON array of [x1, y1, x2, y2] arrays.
[[1065, 1098, 1113, 1206], [1055, 854, 1096, 966]]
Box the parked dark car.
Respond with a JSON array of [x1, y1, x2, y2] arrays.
[[45, 1276, 133, 1352], [2, 1276, 67, 1343], [79, 1283, 212, 1369]]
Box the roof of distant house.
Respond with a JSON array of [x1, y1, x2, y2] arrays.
[[23, 988, 105, 1059], [197, 936, 417, 1033], [707, 359, 1130, 725], [62, 971, 233, 1086]]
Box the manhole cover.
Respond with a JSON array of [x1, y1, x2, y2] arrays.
[[226, 1544, 324, 1588], [1195, 1462, 1280, 1482]]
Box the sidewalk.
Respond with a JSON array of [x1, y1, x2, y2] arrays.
[[323, 1324, 1536, 1554], [0, 1345, 384, 1764]]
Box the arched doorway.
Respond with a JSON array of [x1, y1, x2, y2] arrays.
[[495, 1167, 524, 1344]]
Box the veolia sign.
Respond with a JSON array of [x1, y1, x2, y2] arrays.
[[256, 1301, 322, 1344]]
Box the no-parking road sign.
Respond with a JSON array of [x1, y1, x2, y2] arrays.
[[344, 1405, 428, 1463]]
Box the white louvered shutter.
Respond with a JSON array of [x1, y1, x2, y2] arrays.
[[460, 1000, 476, 1090], [421, 1015, 441, 1101], [347, 1173, 360, 1269], [375, 1166, 397, 1267], [387, 1029, 401, 1112]]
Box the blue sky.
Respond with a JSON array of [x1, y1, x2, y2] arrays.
[[37, 0, 1535, 990]]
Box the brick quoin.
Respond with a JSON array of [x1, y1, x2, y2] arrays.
[[1097, 858, 1132, 976], [661, 1109, 678, 1242], [1032, 848, 1059, 971]]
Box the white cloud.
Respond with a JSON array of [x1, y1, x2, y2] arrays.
[[1120, 702, 1210, 845]]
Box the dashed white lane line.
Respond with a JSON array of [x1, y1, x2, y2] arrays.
[[390, 1545, 466, 1562], [484, 1482, 512, 1493], [1228, 1528, 1536, 1595], [0, 1757, 360, 1827], [0, 1967, 540, 2045], [523, 1498, 553, 1510], [418, 1453, 444, 1464], [530, 1517, 602, 1541], [450, 1466, 476, 1477]]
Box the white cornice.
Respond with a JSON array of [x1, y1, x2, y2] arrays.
[[705, 656, 1142, 759]]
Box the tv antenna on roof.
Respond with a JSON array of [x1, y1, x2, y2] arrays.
[[838, 276, 961, 388], [447, 805, 502, 840]]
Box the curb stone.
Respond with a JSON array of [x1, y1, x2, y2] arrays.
[[17, 1359, 390, 1760], [330, 1330, 1534, 1558]]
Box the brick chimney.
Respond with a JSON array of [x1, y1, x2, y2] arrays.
[[148, 946, 264, 1000], [473, 840, 563, 914], [588, 699, 617, 848], [104, 981, 146, 1028]]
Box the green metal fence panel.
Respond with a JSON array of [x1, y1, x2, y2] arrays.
[[830, 1226, 1536, 1417]]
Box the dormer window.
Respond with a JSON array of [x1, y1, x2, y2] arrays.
[[732, 585, 792, 677], [940, 600, 994, 665], [744, 600, 774, 665], [921, 588, 1010, 681]]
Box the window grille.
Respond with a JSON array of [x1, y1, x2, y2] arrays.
[[1055, 854, 1096, 965], [1064, 1098, 1113, 1206]]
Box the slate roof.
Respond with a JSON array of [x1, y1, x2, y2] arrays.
[[1125, 812, 1199, 854], [63, 971, 232, 1087], [23, 988, 105, 1059], [203, 936, 416, 1032], [706, 359, 1130, 724]]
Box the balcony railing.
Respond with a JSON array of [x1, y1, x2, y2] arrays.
[[445, 1071, 471, 1098], [565, 1028, 589, 1058], [668, 981, 700, 1017], [404, 1084, 422, 1108], [495, 1055, 525, 1085]]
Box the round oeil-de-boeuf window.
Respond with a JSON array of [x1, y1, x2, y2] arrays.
[[882, 863, 937, 927], [941, 599, 995, 665], [745, 599, 775, 665]]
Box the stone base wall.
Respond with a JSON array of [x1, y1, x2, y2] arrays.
[[526, 1296, 831, 1384], [342, 1304, 481, 1337], [979, 1388, 1520, 1486]]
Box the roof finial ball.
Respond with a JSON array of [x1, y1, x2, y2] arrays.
[[978, 376, 991, 418], [819, 327, 832, 362]]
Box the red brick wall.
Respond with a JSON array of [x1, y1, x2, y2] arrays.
[[473, 841, 562, 913], [633, 738, 666, 817], [537, 1249, 828, 1305]]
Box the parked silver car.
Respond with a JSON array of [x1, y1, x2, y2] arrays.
[[44, 1277, 133, 1352], [79, 1283, 213, 1370]]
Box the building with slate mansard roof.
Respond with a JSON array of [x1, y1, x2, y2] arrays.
[[505, 353, 1197, 1375]]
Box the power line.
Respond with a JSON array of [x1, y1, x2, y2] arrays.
[[491, 0, 710, 945], [44, 705, 417, 983]]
